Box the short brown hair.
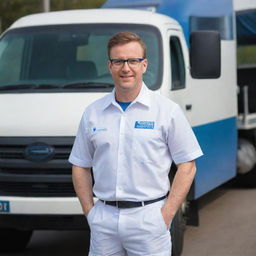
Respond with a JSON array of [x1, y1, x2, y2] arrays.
[[107, 32, 147, 58]]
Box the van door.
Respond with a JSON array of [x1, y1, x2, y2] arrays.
[[166, 29, 237, 199]]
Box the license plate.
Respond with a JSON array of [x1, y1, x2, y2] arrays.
[[0, 201, 10, 213]]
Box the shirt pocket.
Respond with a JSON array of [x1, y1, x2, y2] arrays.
[[132, 128, 164, 163], [88, 125, 113, 150]]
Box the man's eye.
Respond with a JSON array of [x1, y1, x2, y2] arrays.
[[113, 60, 123, 65], [128, 59, 139, 65]]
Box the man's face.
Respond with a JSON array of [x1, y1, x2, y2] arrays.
[[108, 42, 148, 94]]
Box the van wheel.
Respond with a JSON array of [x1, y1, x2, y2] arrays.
[[170, 207, 186, 256], [0, 229, 33, 252]]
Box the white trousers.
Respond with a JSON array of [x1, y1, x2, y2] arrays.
[[87, 199, 172, 256]]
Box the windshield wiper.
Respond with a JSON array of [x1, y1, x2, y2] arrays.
[[0, 82, 114, 91], [0, 84, 60, 91], [63, 82, 114, 89], [0, 84, 34, 91]]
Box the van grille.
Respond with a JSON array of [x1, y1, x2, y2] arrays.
[[0, 137, 76, 197], [0, 145, 71, 160], [0, 182, 75, 197]]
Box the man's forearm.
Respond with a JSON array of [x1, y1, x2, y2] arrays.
[[72, 165, 94, 216], [162, 161, 196, 224]]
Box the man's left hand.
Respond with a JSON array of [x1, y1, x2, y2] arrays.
[[161, 206, 174, 228]]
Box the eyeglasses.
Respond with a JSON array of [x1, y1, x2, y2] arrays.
[[109, 58, 145, 67]]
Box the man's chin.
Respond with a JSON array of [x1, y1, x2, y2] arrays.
[[119, 82, 134, 90]]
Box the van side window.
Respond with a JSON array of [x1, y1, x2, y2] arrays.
[[170, 36, 185, 90]]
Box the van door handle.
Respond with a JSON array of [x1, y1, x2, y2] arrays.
[[186, 104, 192, 111]]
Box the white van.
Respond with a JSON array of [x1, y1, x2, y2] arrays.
[[0, 8, 234, 256]]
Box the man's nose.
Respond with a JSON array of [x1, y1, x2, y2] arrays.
[[121, 61, 131, 71]]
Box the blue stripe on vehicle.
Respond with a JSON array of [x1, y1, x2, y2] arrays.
[[192, 117, 237, 199]]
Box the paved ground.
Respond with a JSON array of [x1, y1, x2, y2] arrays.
[[2, 182, 256, 256], [182, 186, 256, 256]]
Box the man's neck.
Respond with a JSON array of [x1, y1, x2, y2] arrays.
[[115, 84, 143, 102]]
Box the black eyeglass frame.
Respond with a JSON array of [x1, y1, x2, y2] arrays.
[[109, 58, 145, 66]]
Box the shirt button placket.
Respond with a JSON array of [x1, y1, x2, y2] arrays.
[[116, 113, 126, 198]]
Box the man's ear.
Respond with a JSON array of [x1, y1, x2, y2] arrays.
[[108, 60, 112, 74]]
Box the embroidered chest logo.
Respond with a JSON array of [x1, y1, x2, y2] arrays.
[[134, 121, 155, 129], [92, 127, 107, 132]]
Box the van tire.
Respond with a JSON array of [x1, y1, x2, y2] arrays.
[[0, 229, 33, 252], [170, 207, 186, 256]]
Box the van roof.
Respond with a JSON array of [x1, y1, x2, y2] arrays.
[[9, 9, 180, 30]]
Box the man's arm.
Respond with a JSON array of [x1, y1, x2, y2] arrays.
[[72, 165, 94, 216], [161, 160, 196, 226]]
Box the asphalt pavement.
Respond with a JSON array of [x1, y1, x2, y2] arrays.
[[182, 186, 256, 256]]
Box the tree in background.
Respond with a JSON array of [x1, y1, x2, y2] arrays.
[[0, 0, 106, 32], [51, 0, 105, 11]]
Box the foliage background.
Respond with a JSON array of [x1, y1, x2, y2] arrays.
[[0, 0, 106, 32], [237, 45, 256, 67]]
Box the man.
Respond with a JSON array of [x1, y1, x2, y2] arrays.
[[69, 32, 203, 256]]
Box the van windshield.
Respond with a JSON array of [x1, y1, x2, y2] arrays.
[[0, 24, 162, 93]]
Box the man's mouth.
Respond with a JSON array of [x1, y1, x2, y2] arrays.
[[120, 75, 133, 79]]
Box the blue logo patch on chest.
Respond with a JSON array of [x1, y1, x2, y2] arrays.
[[134, 121, 155, 129], [92, 127, 107, 132]]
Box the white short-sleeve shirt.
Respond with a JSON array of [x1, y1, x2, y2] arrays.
[[69, 84, 203, 201]]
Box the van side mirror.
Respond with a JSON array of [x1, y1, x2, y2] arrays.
[[190, 31, 221, 79]]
